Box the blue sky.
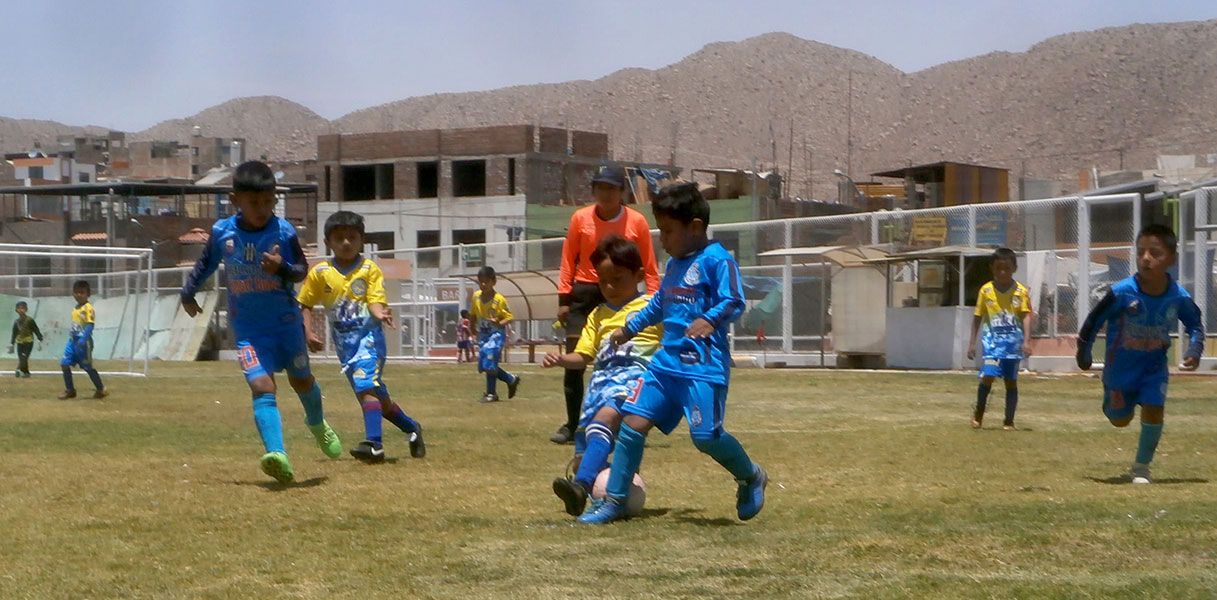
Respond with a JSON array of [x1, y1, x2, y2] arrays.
[[1, 0, 1213, 130]]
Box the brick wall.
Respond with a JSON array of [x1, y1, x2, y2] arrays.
[[394, 160, 419, 199]]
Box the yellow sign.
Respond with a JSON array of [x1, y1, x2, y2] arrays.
[[911, 215, 948, 244]]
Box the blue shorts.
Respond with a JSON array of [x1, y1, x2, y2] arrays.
[[236, 327, 311, 384], [457, 340, 472, 350], [1103, 378, 1168, 421], [478, 330, 505, 374], [979, 358, 1020, 380], [575, 363, 647, 453], [620, 369, 724, 438], [342, 335, 389, 397], [60, 337, 93, 368]]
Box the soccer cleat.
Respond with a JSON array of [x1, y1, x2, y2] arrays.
[[736, 463, 769, 521], [481, 393, 500, 403], [507, 375, 521, 399], [552, 477, 589, 516], [57, 390, 76, 400], [350, 440, 386, 463], [1003, 423, 1017, 431], [577, 496, 627, 525], [1131, 463, 1152, 484], [309, 421, 343, 459], [408, 425, 426, 458], [92, 388, 108, 400], [550, 424, 573, 444], [260, 451, 295, 484], [970, 419, 982, 429]]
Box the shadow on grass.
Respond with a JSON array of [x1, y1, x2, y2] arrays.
[[669, 508, 740, 527], [234, 476, 330, 491], [1087, 475, 1209, 485]]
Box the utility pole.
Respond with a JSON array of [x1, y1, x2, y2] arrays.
[[846, 70, 854, 178], [787, 119, 794, 193]]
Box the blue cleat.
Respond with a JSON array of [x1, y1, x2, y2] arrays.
[[736, 463, 768, 521], [577, 497, 627, 525]]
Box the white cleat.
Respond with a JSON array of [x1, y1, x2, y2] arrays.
[[1130, 463, 1152, 485]]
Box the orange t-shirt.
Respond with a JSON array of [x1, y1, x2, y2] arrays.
[[558, 204, 660, 297]]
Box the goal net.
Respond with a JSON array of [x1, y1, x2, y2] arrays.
[[0, 243, 154, 377]]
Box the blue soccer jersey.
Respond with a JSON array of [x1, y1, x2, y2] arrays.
[[181, 214, 308, 336], [623, 241, 745, 385], [1079, 275, 1204, 390]]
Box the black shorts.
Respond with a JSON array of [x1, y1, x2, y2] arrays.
[[565, 281, 606, 335]]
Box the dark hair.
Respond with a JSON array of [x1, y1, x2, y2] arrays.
[[72, 280, 91, 293], [232, 160, 277, 193], [652, 181, 710, 225], [15, 301, 27, 309], [460, 309, 470, 318], [591, 234, 643, 273], [477, 266, 496, 281], [991, 247, 1017, 266], [324, 210, 365, 241], [1138, 224, 1178, 254]]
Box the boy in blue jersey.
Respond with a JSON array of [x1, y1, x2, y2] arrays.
[[966, 248, 1032, 430], [1076, 224, 1203, 484], [57, 280, 107, 399], [181, 160, 341, 484], [579, 182, 767, 525], [544, 235, 663, 516], [298, 210, 424, 463]]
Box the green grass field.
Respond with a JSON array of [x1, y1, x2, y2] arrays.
[[2, 361, 1217, 599]]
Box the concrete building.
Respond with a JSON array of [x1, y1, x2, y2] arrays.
[[315, 125, 615, 273], [3, 150, 98, 219], [110, 128, 246, 181]]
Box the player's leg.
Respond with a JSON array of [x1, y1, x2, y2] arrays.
[[16, 341, 32, 376], [1102, 386, 1136, 427], [1131, 381, 1166, 484], [684, 381, 766, 520], [1001, 359, 1020, 429], [58, 338, 77, 398], [240, 346, 294, 483], [556, 369, 630, 515], [975, 359, 1002, 428], [557, 335, 584, 444], [79, 339, 106, 398], [281, 329, 341, 459]]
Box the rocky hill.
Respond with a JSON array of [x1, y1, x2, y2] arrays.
[[5, 20, 1217, 198]]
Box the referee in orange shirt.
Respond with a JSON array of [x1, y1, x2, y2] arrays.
[[551, 164, 660, 444]]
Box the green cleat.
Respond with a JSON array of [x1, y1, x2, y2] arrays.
[[309, 421, 343, 459], [259, 452, 294, 484]]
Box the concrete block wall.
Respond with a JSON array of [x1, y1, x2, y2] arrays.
[[394, 160, 419, 199]]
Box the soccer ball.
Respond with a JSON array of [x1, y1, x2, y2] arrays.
[[591, 469, 646, 517]]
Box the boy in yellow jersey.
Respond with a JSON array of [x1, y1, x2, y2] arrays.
[[543, 235, 663, 516], [966, 248, 1032, 430], [58, 280, 107, 399], [470, 266, 520, 403], [298, 211, 424, 462]]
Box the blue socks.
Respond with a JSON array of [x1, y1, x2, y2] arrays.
[[1136, 422, 1163, 465], [485, 372, 497, 395], [62, 367, 74, 392], [360, 396, 384, 443], [252, 392, 286, 453], [606, 422, 647, 500], [1003, 385, 1018, 426], [975, 382, 991, 420], [575, 422, 615, 490], [692, 431, 756, 481], [485, 370, 515, 395], [62, 367, 105, 392], [383, 401, 419, 434], [297, 382, 324, 427]]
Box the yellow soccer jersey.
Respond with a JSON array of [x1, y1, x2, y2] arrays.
[[297, 258, 388, 355], [70, 302, 94, 339], [974, 280, 1031, 358], [575, 294, 662, 369], [470, 291, 512, 334]]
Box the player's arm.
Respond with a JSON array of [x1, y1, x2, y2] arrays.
[[633, 215, 661, 294], [1076, 289, 1117, 369], [1179, 297, 1204, 370], [181, 232, 222, 317], [546, 311, 600, 368], [616, 283, 665, 345], [496, 297, 514, 327], [556, 214, 581, 318], [9, 321, 16, 346], [297, 268, 324, 352], [1020, 290, 1033, 357], [365, 263, 393, 328], [690, 257, 746, 339], [277, 233, 309, 283], [32, 319, 42, 342]]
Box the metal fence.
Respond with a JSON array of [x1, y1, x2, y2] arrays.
[[9, 188, 1217, 365]]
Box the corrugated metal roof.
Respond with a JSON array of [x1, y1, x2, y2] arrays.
[[178, 228, 209, 244]]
